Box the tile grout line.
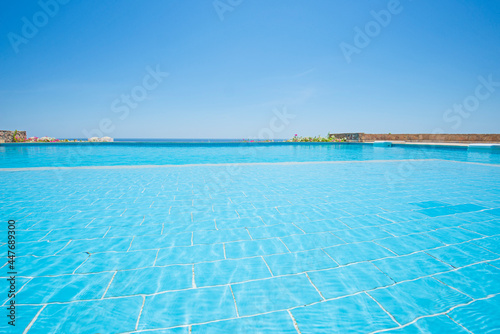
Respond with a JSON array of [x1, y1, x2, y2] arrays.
[[429, 276, 475, 300], [304, 272, 325, 301], [101, 271, 117, 299], [320, 248, 340, 266], [229, 285, 240, 317], [102, 226, 112, 238], [369, 292, 500, 334], [72, 255, 92, 274], [152, 249, 160, 267], [277, 238, 292, 253], [445, 314, 473, 333], [126, 236, 135, 252], [287, 309, 302, 334], [365, 292, 401, 327], [261, 256, 274, 276], [191, 265, 196, 288], [135, 296, 146, 331], [23, 304, 46, 334]]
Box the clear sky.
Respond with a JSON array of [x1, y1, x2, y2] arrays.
[[1, 0, 499, 139]]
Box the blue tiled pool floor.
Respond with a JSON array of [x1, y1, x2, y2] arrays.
[[1, 159, 500, 333]]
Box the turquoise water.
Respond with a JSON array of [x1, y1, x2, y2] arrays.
[[1, 144, 499, 333], [1, 142, 500, 168]]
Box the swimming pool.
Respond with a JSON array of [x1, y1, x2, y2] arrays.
[[1, 143, 499, 333], [1, 142, 500, 168]]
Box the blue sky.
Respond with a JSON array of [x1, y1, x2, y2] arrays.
[[1, 0, 499, 139]]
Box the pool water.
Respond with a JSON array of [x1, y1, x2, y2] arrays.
[[1, 142, 500, 168], [1, 144, 499, 333]]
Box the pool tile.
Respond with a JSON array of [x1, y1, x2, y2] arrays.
[[0, 305, 43, 333], [291, 293, 398, 333], [195, 257, 271, 286], [162, 220, 216, 234], [15, 240, 69, 257], [378, 211, 427, 223], [380, 221, 434, 237], [426, 242, 499, 268], [410, 201, 449, 208], [155, 244, 225, 265], [424, 216, 468, 229], [277, 205, 312, 215], [460, 220, 500, 236], [76, 250, 157, 273], [294, 219, 349, 233], [419, 204, 486, 218], [417, 207, 456, 217], [425, 227, 482, 245], [2, 253, 88, 277], [259, 213, 309, 225], [484, 208, 500, 217], [448, 294, 500, 333], [375, 234, 444, 255], [1, 276, 30, 305], [105, 224, 163, 237], [231, 274, 321, 316], [3, 152, 500, 333], [308, 262, 394, 299], [193, 228, 251, 244], [59, 237, 132, 254], [281, 232, 344, 252], [264, 249, 337, 275], [489, 259, 500, 269], [449, 204, 487, 214], [89, 215, 144, 227], [369, 277, 471, 324], [225, 239, 289, 258], [472, 235, 500, 254], [332, 226, 392, 243], [434, 263, 500, 299], [191, 311, 297, 333], [216, 217, 265, 229], [340, 215, 392, 228], [139, 286, 236, 329], [30, 296, 142, 333], [324, 241, 394, 265], [372, 252, 452, 282], [247, 223, 303, 239], [305, 208, 351, 221], [16, 272, 114, 304], [106, 265, 192, 297], [382, 314, 469, 333], [12, 230, 49, 242], [130, 233, 192, 251], [42, 227, 109, 242], [455, 209, 496, 222]]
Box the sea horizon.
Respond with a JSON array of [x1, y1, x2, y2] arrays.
[[58, 138, 288, 143]]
